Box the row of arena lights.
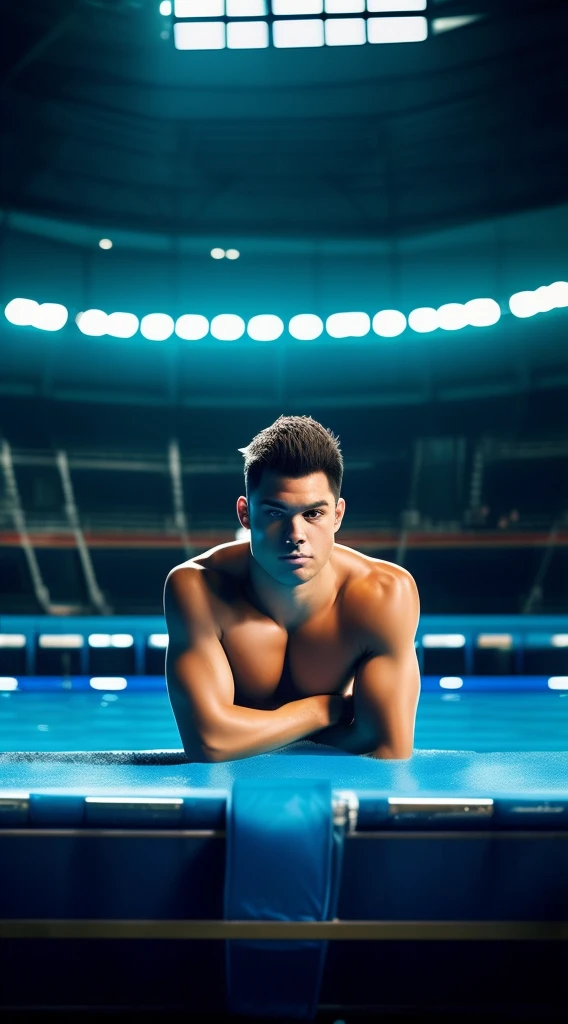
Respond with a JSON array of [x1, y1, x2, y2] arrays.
[[4, 283, 568, 340], [159, 1, 430, 49], [97, 240, 240, 259]]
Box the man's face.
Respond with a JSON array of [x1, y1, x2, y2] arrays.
[[237, 471, 345, 587]]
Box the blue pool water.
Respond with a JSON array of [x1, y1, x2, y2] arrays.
[[1, 689, 567, 753]]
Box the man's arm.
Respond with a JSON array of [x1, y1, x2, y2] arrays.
[[164, 565, 345, 762], [312, 570, 421, 759]]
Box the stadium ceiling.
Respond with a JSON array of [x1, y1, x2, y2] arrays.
[[0, 0, 567, 244]]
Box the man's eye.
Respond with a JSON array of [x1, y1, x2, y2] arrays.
[[267, 510, 282, 517], [305, 510, 322, 519]]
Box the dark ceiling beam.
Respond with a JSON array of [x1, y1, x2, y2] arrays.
[[426, 0, 565, 16], [1, 3, 80, 90]]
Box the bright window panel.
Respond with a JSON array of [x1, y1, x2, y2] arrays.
[[272, 0, 323, 14], [325, 0, 364, 11], [325, 17, 366, 44], [174, 20, 226, 47], [227, 20, 269, 46], [227, 0, 267, 13], [367, 0, 426, 10], [367, 15, 427, 42], [175, 0, 224, 15], [273, 18, 324, 46]]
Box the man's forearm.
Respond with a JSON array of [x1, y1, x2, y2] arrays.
[[199, 695, 335, 762]]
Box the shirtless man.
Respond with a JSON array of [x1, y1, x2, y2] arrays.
[[164, 415, 421, 762]]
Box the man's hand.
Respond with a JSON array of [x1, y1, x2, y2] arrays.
[[317, 693, 354, 729]]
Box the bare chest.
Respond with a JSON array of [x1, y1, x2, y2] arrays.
[[219, 610, 359, 708]]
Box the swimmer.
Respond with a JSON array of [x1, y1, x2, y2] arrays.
[[164, 415, 421, 762]]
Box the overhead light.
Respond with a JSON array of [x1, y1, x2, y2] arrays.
[[273, 0, 322, 12], [247, 314, 284, 341], [159, 0, 172, 13], [175, 0, 224, 14], [98, 238, 113, 250], [325, 18, 366, 45], [140, 313, 175, 341], [175, 314, 210, 340], [367, 15, 427, 43], [227, 22, 269, 48], [288, 314, 324, 340], [372, 309, 407, 337], [211, 248, 225, 259], [326, 312, 370, 338], [225, 248, 240, 260], [325, 0, 364, 11], [408, 307, 438, 333], [106, 312, 139, 338], [367, 0, 426, 10], [273, 19, 325, 47], [227, 0, 267, 13], [4, 298, 68, 331], [4, 298, 39, 326], [76, 309, 108, 337], [210, 313, 246, 340], [174, 20, 226, 49]]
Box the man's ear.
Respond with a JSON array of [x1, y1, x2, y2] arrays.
[[334, 497, 346, 533], [237, 495, 250, 529]]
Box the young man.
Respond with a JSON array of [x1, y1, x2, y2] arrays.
[[164, 415, 421, 762]]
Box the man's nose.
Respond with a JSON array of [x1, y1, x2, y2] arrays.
[[284, 516, 306, 544]]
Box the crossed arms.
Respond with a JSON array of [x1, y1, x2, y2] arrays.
[[164, 565, 421, 763]]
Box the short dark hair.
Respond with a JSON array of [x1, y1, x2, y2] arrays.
[[240, 415, 343, 502]]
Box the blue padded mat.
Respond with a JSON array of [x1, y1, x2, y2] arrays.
[[0, 744, 567, 798]]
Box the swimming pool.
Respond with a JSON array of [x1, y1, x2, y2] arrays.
[[1, 615, 567, 1019], [2, 687, 568, 753]]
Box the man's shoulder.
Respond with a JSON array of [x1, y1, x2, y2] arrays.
[[168, 541, 249, 582], [336, 544, 417, 599], [165, 542, 248, 609], [336, 547, 419, 642]]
